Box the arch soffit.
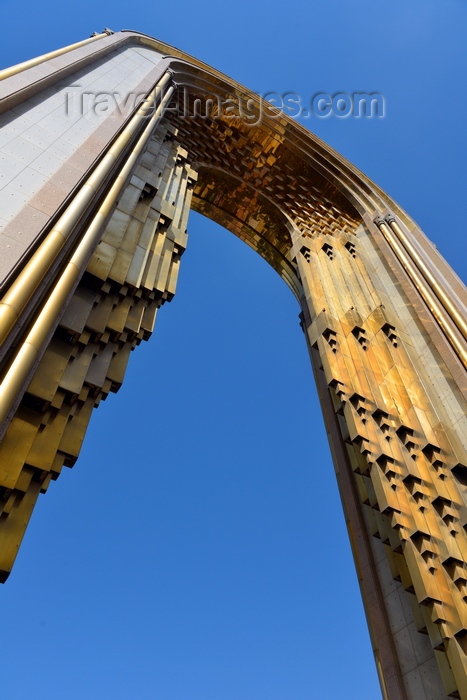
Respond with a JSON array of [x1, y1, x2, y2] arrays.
[[102, 33, 418, 292]]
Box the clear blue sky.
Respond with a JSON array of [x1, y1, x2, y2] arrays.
[[0, 1, 466, 699]]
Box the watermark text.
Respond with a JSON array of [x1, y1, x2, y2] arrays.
[[64, 84, 385, 125]]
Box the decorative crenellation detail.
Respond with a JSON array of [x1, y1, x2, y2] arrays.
[[321, 242, 334, 260], [169, 102, 362, 250], [301, 220, 467, 695], [323, 328, 338, 354], [351, 325, 369, 350], [345, 240, 357, 258], [382, 322, 398, 347], [0, 121, 197, 582]]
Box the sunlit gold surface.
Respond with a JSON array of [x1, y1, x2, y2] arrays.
[[0, 114, 197, 579], [386, 217, 467, 342], [0, 72, 172, 347], [374, 219, 467, 369]]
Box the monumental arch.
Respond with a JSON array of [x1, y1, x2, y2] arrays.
[[0, 30, 466, 699]]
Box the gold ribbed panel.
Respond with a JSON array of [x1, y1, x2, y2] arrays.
[[0, 121, 197, 581]]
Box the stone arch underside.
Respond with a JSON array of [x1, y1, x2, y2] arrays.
[[0, 31, 466, 700]]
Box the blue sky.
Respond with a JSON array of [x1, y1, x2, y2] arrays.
[[0, 1, 466, 699]]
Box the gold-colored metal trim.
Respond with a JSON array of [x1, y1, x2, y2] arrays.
[[385, 216, 467, 342], [374, 218, 467, 368], [0, 31, 112, 82], [0, 71, 172, 347], [0, 84, 174, 426]]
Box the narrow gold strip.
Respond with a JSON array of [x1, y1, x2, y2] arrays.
[[0, 31, 111, 81], [0, 71, 171, 346], [374, 218, 467, 369], [0, 86, 174, 426], [386, 216, 467, 341]]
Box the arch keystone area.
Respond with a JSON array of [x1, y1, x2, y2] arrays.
[[0, 30, 466, 699]]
